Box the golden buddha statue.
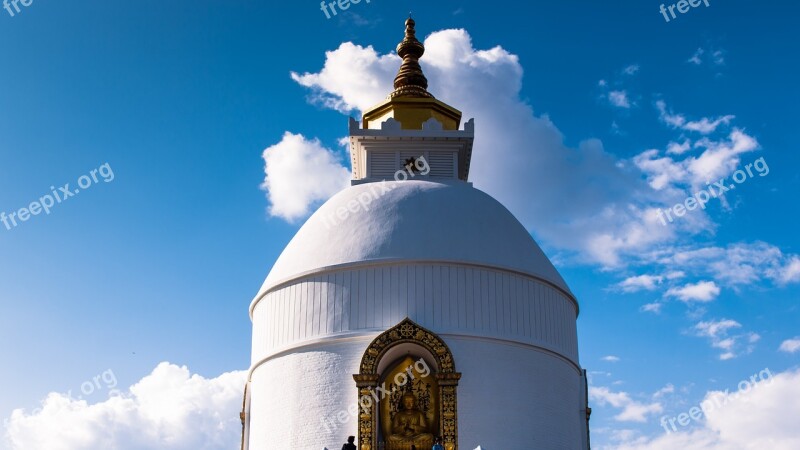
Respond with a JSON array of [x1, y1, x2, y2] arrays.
[[386, 393, 434, 450]]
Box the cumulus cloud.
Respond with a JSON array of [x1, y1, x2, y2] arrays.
[[618, 274, 664, 292], [640, 302, 662, 314], [589, 387, 663, 423], [693, 319, 759, 360], [631, 149, 689, 192], [655, 100, 735, 135], [600, 368, 800, 450], [600, 65, 638, 109], [3, 363, 247, 450], [622, 64, 640, 75], [684, 116, 736, 135], [609, 90, 632, 108], [666, 140, 692, 155], [261, 132, 351, 221], [695, 319, 740, 339], [771, 256, 800, 285], [666, 281, 720, 303], [652, 384, 675, 399], [601, 242, 799, 312], [634, 126, 758, 196], [659, 242, 800, 288], [688, 47, 725, 67], [290, 42, 397, 113], [779, 337, 800, 353], [688, 48, 704, 65]]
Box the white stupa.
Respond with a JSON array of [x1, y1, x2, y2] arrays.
[[241, 18, 590, 450]]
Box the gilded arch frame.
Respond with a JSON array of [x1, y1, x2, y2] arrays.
[[353, 318, 461, 450]]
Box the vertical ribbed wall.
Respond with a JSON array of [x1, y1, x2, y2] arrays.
[[251, 263, 579, 366]]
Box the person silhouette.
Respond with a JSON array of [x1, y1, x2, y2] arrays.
[[341, 436, 356, 450]]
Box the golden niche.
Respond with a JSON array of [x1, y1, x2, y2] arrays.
[[381, 355, 439, 450], [354, 317, 461, 450]]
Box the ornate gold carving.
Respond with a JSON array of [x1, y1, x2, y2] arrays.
[[439, 383, 459, 450], [354, 318, 461, 450], [358, 318, 456, 375]]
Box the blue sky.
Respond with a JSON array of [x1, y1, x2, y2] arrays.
[[1, 0, 799, 449]]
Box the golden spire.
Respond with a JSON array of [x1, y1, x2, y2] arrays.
[[360, 17, 462, 131], [391, 18, 433, 98]]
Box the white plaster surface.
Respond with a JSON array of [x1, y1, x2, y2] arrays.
[[257, 180, 571, 296]]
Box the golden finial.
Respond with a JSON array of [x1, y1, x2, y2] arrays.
[[391, 17, 433, 98], [361, 16, 462, 131]]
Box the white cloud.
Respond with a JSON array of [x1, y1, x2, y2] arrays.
[[599, 65, 638, 109], [3, 363, 247, 450], [666, 281, 720, 302], [618, 274, 664, 292], [603, 355, 622, 362], [601, 368, 800, 450], [629, 127, 761, 239], [636, 127, 760, 196], [655, 101, 735, 135], [589, 386, 663, 423], [609, 90, 632, 108], [653, 384, 675, 399], [661, 242, 800, 288], [665, 271, 685, 280], [779, 337, 800, 353], [683, 115, 736, 134], [687, 47, 725, 67], [260, 132, 351, 221], [632, 149, 689, 191], [695, 319, 741, 339], [771, 256, 800, 285], [655, 100, 688, 129], [623, 64, 640, 75], [640, 302, 662, 314], [693, 319, 758, 360], [688, 48, 704, 65], [287, 29, 677, 267], [666, 140, 692, 155], [712, 50, 725, 65], [692, 130, 760, 176], [290, 42, 398, 113]]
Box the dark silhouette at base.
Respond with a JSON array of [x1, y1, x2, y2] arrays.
[[341, 436, 357, 450]]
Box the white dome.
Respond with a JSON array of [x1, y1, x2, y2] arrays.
[[257, 180, 571, 299]]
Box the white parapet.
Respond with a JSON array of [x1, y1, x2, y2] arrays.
[[348, 117, 475, 182]]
